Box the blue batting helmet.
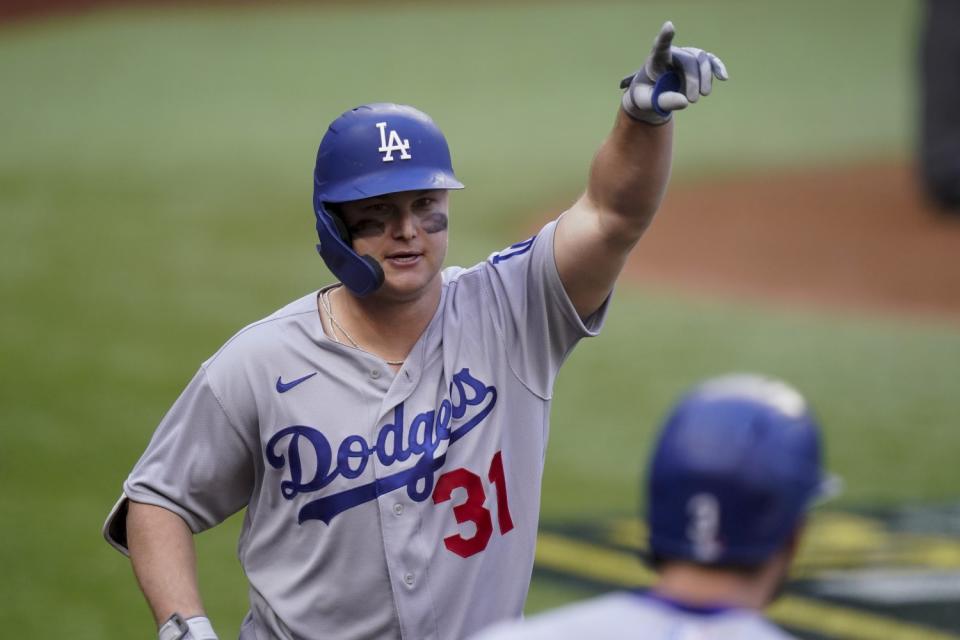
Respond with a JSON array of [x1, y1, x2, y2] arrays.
[[646, 374, 839, 567], [312, 103, 464, 296]]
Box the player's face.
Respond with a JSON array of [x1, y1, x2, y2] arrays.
[[338, 189, 449, 300]]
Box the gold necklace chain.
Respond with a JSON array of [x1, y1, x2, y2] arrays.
[[320, 287, 405, 366]]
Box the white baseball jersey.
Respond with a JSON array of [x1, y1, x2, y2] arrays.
[[471, 591, 796, 640], [103, 219, 607, 640]]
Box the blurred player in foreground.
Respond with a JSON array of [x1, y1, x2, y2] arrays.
[[473, 374, 840, 640], [101, 20, 726, 640]]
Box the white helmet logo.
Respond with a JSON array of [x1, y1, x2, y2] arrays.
[[687, 493, 723, 562], [376, 122, 412, 162]]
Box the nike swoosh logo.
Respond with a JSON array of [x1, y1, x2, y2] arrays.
[[276, 372, 317, 393]]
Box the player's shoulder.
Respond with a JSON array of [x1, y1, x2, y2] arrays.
[[202, 291, 320, 371], [472, 591, 796, 640], [635, 592, 797, 640], [484, 218, 558, 269], [437, 258, 487, 300], [441, 219, 560, 289]]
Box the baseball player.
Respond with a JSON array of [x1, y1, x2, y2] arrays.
[[101, 20, 726, 640], [472, 374, 840, 640]]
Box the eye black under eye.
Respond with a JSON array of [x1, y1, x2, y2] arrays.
[[349, 219, 387, 237], [421, 212, 448, 234]]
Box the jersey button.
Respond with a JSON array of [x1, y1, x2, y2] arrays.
[[403, 572, 415, 587], [370, 369, 381, 379], [393, 503, 404, 516]]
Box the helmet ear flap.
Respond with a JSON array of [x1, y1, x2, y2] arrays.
[[313, 200, 384, 296], [326, 205, 351, 244], [360, 255, 385, 286], [325, 206, 383, 287]]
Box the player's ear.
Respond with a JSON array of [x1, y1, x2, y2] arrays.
[[783, 520, 806, 563]]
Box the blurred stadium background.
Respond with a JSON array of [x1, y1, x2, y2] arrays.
[[2, 1, 959, 638]]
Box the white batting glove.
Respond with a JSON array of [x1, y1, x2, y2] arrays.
[[620, 21, 728, 125], [158, 614, 219, 640]]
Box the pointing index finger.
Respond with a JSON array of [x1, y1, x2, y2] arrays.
[[649, 20, 676, 67]]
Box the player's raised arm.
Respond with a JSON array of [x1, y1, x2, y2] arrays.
[[554, 21, 727, 319]]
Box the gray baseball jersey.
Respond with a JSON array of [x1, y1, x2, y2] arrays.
[[471, 591, 796, 640], [103, 219, 607, 640]]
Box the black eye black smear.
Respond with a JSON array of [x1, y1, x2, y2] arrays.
[[349, 220, 387, 238], [422, 212, 448, 234]]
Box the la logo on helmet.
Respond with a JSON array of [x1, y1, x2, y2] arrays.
[[375, 121, 412, 162]]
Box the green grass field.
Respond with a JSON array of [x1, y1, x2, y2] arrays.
[[3, 1, 957, 637]]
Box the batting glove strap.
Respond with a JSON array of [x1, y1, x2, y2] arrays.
[[158, 614, 218, 640]]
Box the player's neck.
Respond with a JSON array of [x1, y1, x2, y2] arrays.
[[652, 561, 777, 611], [322, 280, 441, 365]]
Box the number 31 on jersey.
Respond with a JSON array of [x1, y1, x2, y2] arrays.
[[432, 451, 515, 558]]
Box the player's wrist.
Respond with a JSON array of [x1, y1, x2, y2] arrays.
[[158, 613, 218, 640]]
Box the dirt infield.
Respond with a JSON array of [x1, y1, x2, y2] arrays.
[[625, 161, 960, 323]]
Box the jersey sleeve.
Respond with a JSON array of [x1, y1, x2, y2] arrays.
[[103, 365, 257, 553], [481, 218, 609, 399]]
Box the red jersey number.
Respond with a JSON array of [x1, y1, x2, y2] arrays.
[[432, 450, 515, 558]]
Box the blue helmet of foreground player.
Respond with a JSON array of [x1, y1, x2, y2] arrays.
[[646, 374, 839, 567], [312, 103, 465, 296]]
